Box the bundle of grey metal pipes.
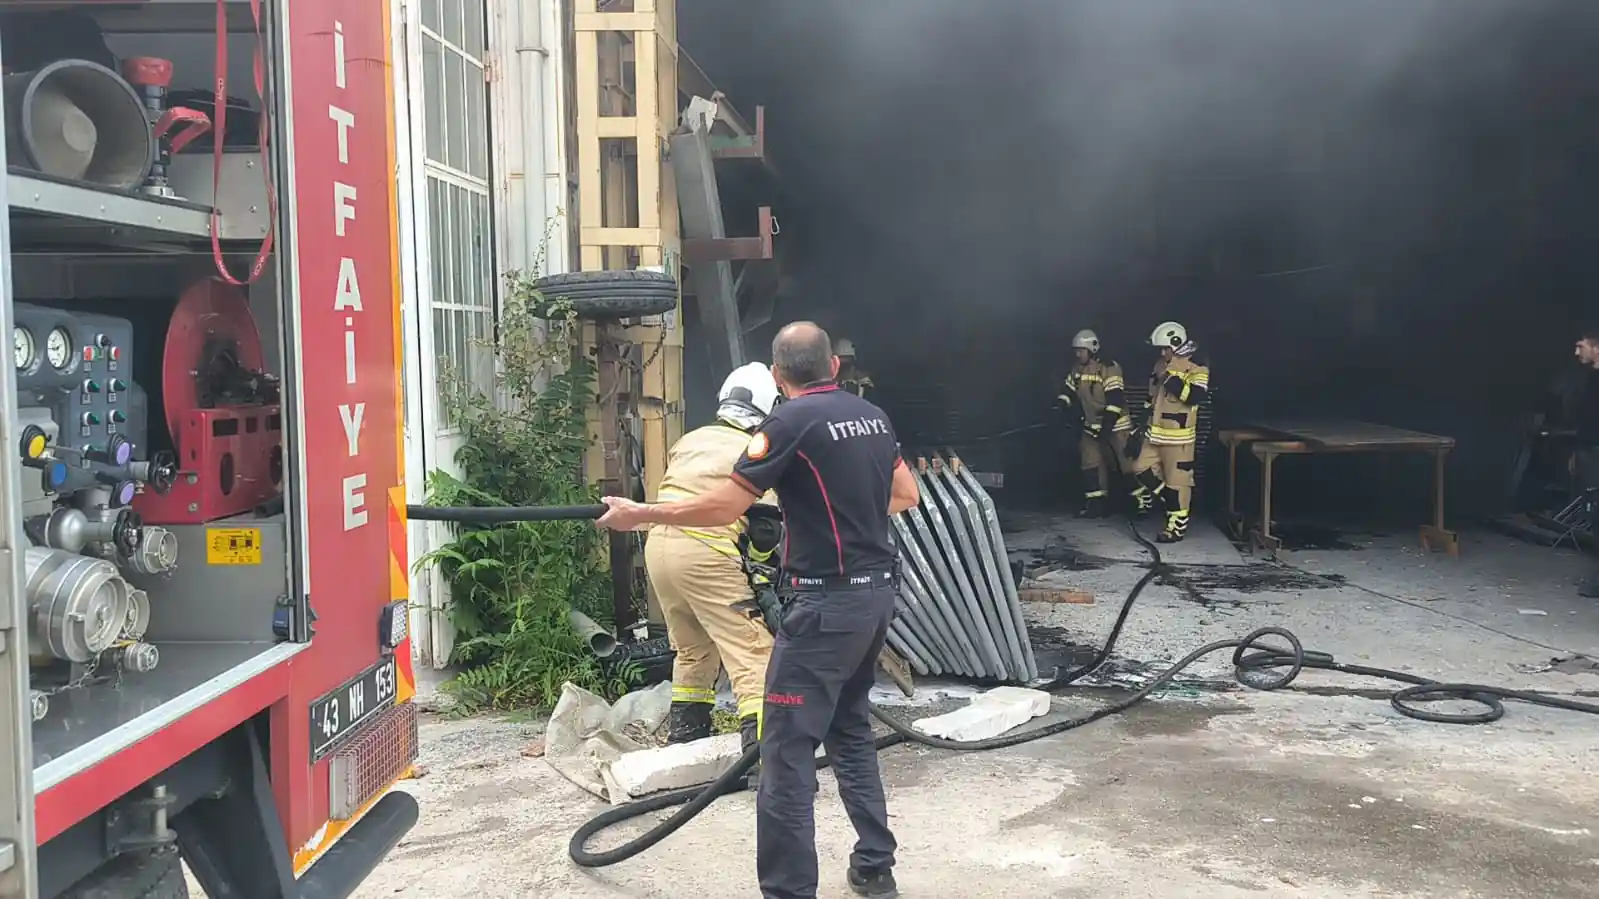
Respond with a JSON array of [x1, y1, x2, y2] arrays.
[[888, 453, 1039, 682]]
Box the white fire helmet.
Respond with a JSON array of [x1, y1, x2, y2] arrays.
[[1149, 321, 1189, 350], [1071, 329, 1100, 353], [835, 338, 857, 358], [717, 362, 780, 431]]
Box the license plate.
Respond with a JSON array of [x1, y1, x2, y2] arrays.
[[309, 656, 398, 760]]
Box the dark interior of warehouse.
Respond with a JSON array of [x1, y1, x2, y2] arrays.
[[676, 0, 1599, 529]]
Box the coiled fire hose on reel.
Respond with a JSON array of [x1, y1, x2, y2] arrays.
[[406, 503, 1599, 869]]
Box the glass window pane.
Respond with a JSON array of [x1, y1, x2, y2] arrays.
[[476, 192, 493, 309], [453, 308, 469, 376], [432, 307, 450, 375], [422, 37, 444, 164], [463, 2, 486, 59], [422, 0, 441, 34], [465, 191, 480, 309], [427, 178, 446, 306], [474, 311, 492, 386], [484, 193, 495, 305], [466, 68, 487, 180], [450, 185, 467, 312], [442, 0, 464, 49], [445, 52, 466, 171]]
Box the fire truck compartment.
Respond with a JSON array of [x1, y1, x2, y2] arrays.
[[3, 5, 303, 786]]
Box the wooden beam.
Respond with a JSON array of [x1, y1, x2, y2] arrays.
[[574, 11, 654, 32], [582, 226, 663, 246], [596, 116, 638, 138]]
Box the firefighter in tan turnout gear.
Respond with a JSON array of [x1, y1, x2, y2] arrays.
[[1126, 321, 1211, 543], [647, 362, 781, 764], [835, 338, 876, 400], [1057, 329, 1134, 518]]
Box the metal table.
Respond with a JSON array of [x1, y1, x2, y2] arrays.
[[1218, 420, 1458, 557]]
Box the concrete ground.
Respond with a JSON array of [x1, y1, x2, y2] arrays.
[[347, 518, 1599, 898]]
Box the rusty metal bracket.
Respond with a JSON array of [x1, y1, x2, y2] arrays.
[[681, 206, 774, 265], [710, 105, 767, 161]]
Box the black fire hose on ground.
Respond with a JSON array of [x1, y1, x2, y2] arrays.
[[405, 504, 1599, 868]]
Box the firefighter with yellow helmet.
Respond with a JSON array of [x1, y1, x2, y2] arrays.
[[1057, 329, 1133, 518], [647, 362, 781, 767], [1126, 321, 1211, 543], [835, 338, 876, 400]]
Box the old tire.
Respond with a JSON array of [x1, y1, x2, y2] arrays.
[[530, 270, 678, 320], [59, 847, 188, 899], [606, 635, 675, 688]]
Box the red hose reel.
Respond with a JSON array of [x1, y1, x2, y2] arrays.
[[133, 278, 283, 525]]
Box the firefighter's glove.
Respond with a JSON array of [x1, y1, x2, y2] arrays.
[[1163, 374, 1188, 399], [753, 585, 785, 636], [1124, 427, 1148, 460], [1098, 409, 1120, 435]]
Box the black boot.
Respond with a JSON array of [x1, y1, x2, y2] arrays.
[[666, 701, 713, 744], [739, 714, 762, 790], [847, 866, 900, 898], [1077, 494, 1109, 519]]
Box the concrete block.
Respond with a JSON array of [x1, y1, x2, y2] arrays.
[[912, 686, 1052, 742], [602, 733, 744, 804]]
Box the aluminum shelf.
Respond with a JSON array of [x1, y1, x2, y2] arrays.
[[7, 169, 216, 248], [88, 0, 261, 34]]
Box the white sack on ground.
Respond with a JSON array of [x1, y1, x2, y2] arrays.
[[542, 680, 672, 800]]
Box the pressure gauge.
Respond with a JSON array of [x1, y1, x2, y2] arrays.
[[13, 326, 34, 371], [45, 327, 71, 371]]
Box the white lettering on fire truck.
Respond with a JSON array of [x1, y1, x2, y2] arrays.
[[334, 183, 357, 236], [328, 105, 355, 163], [329, 18, 368, 533], [333, 21, 347, 89]]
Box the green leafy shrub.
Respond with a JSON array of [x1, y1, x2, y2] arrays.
[[415, 276, 640, 713]]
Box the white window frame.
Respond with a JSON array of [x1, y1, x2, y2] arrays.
[[418, 2, 496, 435]]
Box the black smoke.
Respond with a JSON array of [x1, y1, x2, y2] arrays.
[[680, 0, 1599, 515]]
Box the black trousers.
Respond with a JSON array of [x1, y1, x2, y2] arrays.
[[1577, 449, 1599, 587], [756, 580, 898, 899]]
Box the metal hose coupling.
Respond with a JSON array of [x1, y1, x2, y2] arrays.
[[117, 641, 161, 674]]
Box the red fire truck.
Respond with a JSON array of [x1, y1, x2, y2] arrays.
[[0, 0, 418, 896]]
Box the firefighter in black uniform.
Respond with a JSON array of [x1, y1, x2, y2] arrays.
[[596, 321, 920, 899]]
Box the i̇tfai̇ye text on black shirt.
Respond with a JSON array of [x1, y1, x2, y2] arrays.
[[730, 385, 904, 578]]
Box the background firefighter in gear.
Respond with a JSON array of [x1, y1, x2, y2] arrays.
[[1126, 320, 1211, 543], [1058, 328, 1133, 518], [835, 338, 876, 399], [645, 362, 781, 764]]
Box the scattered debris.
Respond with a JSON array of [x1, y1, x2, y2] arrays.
[[1019, 587, 1095, 605], [520, 739, 546, 759], [1518, 608, 1549, 616], [1518, 655, 1599, 676]]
